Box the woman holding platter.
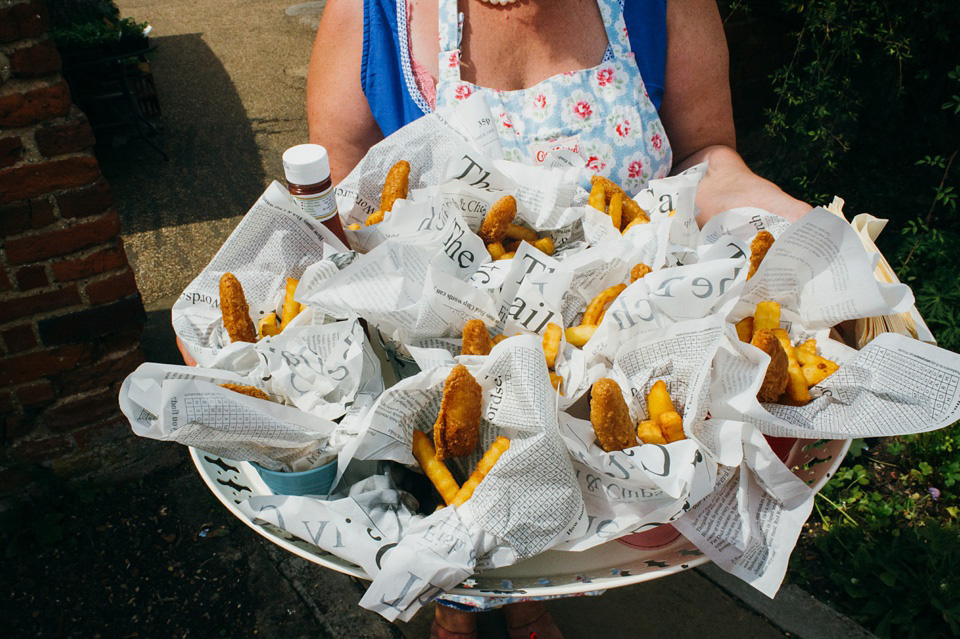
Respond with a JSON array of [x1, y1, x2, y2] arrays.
[[307, 0, 809, 637]]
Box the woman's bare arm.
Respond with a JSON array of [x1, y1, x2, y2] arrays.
[[661, 0, 811, 223], [307, 0, 384, 184]]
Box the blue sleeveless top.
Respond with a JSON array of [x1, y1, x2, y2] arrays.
[[361, 0, 667, 138]]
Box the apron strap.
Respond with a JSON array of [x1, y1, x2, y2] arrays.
[[599, 0, 632, 57], [437, 0, 462, 83]]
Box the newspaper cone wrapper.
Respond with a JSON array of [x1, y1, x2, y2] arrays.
[[555, 316, 726, 551], [243, 337, 585, 620], [823, 196, 935, 347], [118, 318, 383, 472], [172, 181, 352, 368], [336, 94, 581, 254], [119, 363, 339, 472]]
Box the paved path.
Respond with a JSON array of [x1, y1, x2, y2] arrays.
[[104, 1, 872, 637]]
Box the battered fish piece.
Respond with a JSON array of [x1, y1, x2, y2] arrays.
[[220, 383, 270, 401], [630, 262, 652, 283], [752, 329, 789, 402], [461, 319, 493, 356], [219, 273, 256, 343], [434, 365, 483, 460], [478, 195, 517, 244], [590, 378, 638, 452], [381, 160, 410, 212], [747, 231, 775, 280]]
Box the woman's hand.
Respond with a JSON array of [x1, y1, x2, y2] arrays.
[[661, 0, 811, 226], [675, 145, 813, 225], [176, 337, 197, 367]]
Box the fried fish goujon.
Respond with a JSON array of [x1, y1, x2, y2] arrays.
[[381, 160, 410, 213], [219, 273, 256, 343], [590, 378, 638, 452], [751, 329, 789, 402], [220, 383, 270, 401], [434, 364, 483, 460], [748, 231, 775, 280], [478, 195, 517, 244], [461, 319, 493, 356]]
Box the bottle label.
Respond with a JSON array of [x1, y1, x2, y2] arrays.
[[292, 185, 338, 222]]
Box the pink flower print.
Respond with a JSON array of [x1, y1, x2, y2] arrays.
[[615, 120, 631, 138], [573, 100, 593, 119], [596, 68, 614, 87], [533, 94, 547, 109], [499, 111, 513, 129], [454, 84, 473, 101], [651, 133, 663, 150], [627, 159, 645, 179], [586, 155, 606, 172], [448, 51, 459, 68]]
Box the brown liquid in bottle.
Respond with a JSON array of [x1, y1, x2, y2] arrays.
[[282, 144, 349, 246]]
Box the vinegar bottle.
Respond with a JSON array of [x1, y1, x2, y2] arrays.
[[282, 144, 349, 246]]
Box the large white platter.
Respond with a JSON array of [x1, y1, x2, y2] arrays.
[[190, 436, 849, 599]]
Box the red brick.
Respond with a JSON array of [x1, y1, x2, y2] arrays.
[[71, 416, 128, 451], [0, 80, 71, 128], [43, 388, 118, 433], [51, 244, 127, 282], [57, 346, 143, 395], [0, 343, 91, 386], [9, 435, 74, 463], [2, 324, 37, 353], [37, 294, 144, 346], [3, 413, 35, 441], [35, 114, 96, 158], [0, 198, 55, 237], [29, 197, 56, 228], [55, 179, 112, 218], [0, 135, 23, 169], [0, 284, 80, 323], [0, 267, 10, 291], [85, 268, 138, 304], [0, 467, 32, 497], [9, 40, 61, 77], [6, 211, 120, 264], [98, 326, 142, 354], [15, 263, 48, 290], [0, 390, 13, 413], [0, 200, 30, 236], [0, 155, 100, 204], [16, 379, 55, 407], [0, 0, 49, 43]]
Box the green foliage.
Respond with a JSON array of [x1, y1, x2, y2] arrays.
[[47, 0, 148, 52], [810, 523, 960, 638], [799, 435, 960, 636], [727, 10, 960, 632], [50, 16, 148, 51]]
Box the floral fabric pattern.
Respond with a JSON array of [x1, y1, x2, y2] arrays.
[[435, 0, 672, 190]]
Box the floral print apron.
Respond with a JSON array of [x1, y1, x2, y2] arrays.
[[435, 0, 673, 193]]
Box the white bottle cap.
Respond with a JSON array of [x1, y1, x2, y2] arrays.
[[282, 144, 331, 185]]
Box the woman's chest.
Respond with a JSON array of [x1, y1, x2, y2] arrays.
[[409, 0, 609, 91]]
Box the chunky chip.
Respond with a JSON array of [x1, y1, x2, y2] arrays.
[[581, 283, 627, 326], [772, 329, 812, 403], [450, 436, 511, 507], [412, 430, 460, 505]]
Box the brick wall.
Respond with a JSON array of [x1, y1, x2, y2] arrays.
[[0, 0, 170, 497]]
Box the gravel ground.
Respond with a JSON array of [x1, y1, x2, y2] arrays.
[[0, 449, 400, 639]]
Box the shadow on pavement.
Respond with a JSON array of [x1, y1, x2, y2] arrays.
[[96, 33, 266, 235]]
